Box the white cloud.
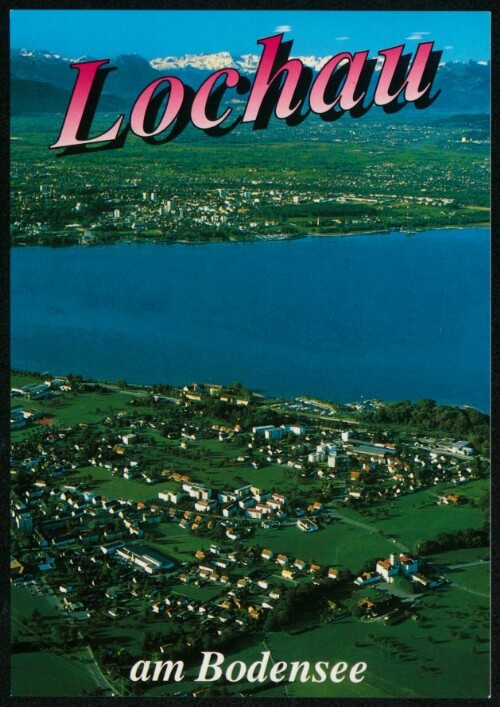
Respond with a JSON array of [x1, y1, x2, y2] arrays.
[[275, 25, 292, 33], [407, 31, 431, 41], [444, 45, 454, 50], [335, 36, 349, 41]]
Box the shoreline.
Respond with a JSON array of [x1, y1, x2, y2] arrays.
[[10, 369, 489, 415], [306, 222, 490, 239], [10, 222, 490, 248]]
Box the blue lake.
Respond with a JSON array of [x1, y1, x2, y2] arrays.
[[11, 228, 490, 410]]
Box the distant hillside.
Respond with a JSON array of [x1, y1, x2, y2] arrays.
[[10, 78, 128, 116], [433, 61, 490, 112], [10, 48, 490, 117]]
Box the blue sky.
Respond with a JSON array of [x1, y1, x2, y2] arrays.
[[10, 10, 490, 63]]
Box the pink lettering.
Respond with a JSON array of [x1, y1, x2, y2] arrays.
[[50, 60, 124, 149]]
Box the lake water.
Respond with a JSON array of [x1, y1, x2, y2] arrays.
[[11, 228, 490, 410]]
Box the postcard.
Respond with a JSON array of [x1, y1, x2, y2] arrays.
[[9, 7, 491, 698]]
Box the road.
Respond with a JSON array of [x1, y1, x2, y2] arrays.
[[449, 583, 489, 599], [81, 645, 120, 696], [270, 404, 360, 427], [429, 559, 490, 598], [447, 560, 490, 570], [262, 637, 290, 697]]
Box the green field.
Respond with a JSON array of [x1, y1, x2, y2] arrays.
[[73, 465, 177, 504], [430, 547, 490, 566], [11, 651, 100, 697], [11, 585, 106, 697], [11, 584, 59, 623], [446, 564, 489, 595], [148, 521, 214, 563], [337, 483, 486, 552], [11, 380, 132, 440]]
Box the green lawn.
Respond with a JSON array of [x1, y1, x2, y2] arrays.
[[11, 584, 59, 622], [11, 373, 43, 388], [340, 483, 486, 552], [73, 466, 177, 504], [11, 651, 100, 697], [430, 547, 490, 566], [148, 521, 213, 563], [437, 478, 490, 502], [446, 564, 490, 595], [11, 382, 133, 442]]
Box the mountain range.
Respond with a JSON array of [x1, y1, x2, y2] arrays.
[[10, 47, 490, 116]]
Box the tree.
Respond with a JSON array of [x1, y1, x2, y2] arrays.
[[55, 623, 70, 644], [478, 492, 489, 520], [31, 608, 42, 622]]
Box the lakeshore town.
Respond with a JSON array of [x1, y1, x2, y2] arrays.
[[10, 372, 490, 696], [10, 116, 490, 246]]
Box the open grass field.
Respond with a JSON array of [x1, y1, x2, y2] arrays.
[[11, 373, 43, 388], [437, 478, 490, 502], [11, 651, 100, 697], [148, 521, 215, 563], [446, 563, 489, 595], [72, 465, 177, 504], [11, 381, 132, 442], [430, 547, 490, 566], [11, 584, 59, 621], [338, 482, 486, 552]]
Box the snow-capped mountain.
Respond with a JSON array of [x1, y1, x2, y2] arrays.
[[151, 51, 241, 71], [149, 51, 329, 72]]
